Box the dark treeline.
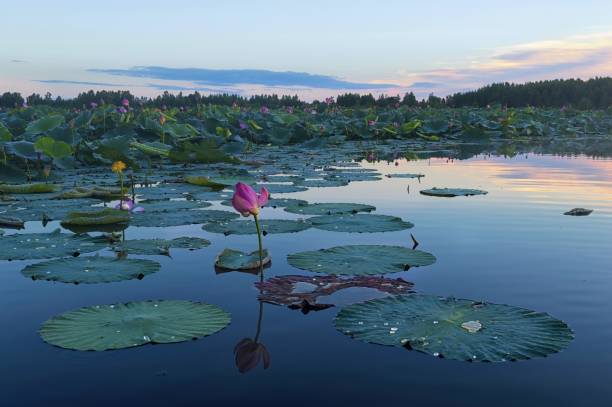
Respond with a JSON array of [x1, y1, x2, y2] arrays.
[[446, 77, 612, 109], [1, 77, 610, 109]]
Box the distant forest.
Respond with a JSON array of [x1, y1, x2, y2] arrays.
[[1, 77, 610, 110]]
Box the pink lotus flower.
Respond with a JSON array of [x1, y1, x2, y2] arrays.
[[367, 120, 376, 126], [90, 102, 98, 109], [117, 106, 127, 114], [260, 106, 270, 114], [114, 199, 144, 213], [239, 121, 248, 130], [231, 183, 269, 217], [324, 97, 334, 104], [121, 98, 129, 107]]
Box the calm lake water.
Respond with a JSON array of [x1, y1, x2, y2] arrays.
[[2, 154, 612, 406]]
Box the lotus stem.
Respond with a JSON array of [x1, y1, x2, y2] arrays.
[[253, 214, 264, 280]]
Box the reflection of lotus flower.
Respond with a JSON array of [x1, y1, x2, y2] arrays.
[[232, 183, 269, 217], [234, 338, 270, 373], [114, 199, 144, 213], [121, 98, 129, 107]]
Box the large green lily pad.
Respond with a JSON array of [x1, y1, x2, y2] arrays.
[[0, 229, 107, 260], [284, 202, 376, 215], [215, 248, 271, 270], [334, 294, 574, 362], [0, 183, 59, 194], [61, 208, 130, 226], [287, 245, 436, 275], [308, 214, 413, 233], [112, 237, 210, 255], [420, 188, 488, 197], [40, 300, 231, 351], [203, 219, 311, 235], [21, 256, 161, 284], [131, 209, 238, 227]]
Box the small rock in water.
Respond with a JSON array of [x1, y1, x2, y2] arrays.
[[564, 208, 593, 216]]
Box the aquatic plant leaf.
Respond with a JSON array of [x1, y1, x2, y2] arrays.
[[308, 214, 413, 233], [34, 136, 72, 159], [334, 294, 574, 362], [131, 209, 238, 227], [25, 115, 64, 135], [221, 197, 307, 209], [564, 208, 593, 216], [0, 183, 59, 194], [40, 300, 231, 351], [215, 248, 271, 270], [420, 188, 488, 197], [203, 219, 311, 235], [184, 176, 226, 190], [0, 229, 106, 260], [284, 202, 375, 215], [112, 237, 210, 255], [385, 173, 425, 179], [287, 245, 435, 275], [21, 256, 160, 284], [61, 208, 130, 226]]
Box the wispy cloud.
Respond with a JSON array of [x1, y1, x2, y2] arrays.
[[36, 79, 128, 87], [398, 31, 612, 95], [89, 66, 397, 90]]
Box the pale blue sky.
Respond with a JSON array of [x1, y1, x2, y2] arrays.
[[1, 1, 611, 99]]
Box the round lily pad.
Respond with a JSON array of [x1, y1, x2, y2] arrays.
[[308, 214, 413, 233], [0, 229, 107, 260], [112, 237, 210, 255], [420, 188, 488, 197], [21, 256, 161, 284], [60, 208, 130, 227], [215, 248, 271, 270], [284, 202, 376, 215], [40, 300, 231, 351], [564, 208, 593, 216], [259, 183, 308, 194], [287, 245, 436, 275], [385, 173, 425, 179], [221, 197, 307, 209], [138, 199, 209, 212], [131, 209, 238, 227], [203, 219, 311, 235], [334, 294, 574, 362]]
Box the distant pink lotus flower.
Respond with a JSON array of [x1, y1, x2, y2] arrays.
[[260, 106, 270, 114], [239, 121, 248, 130], [367, 120, 376, 126], [286, 106, 294, 114], [114, 199, 144, 213], [90, 102, 98, 109], [324, 97, 334, 104], [231, 183, 269, 217], [117, 106, 127, 114], [121, 98, 129, 107]]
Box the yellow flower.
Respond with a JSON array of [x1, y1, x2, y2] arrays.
[[111, 161, 127, 174]]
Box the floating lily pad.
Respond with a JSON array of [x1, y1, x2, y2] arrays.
[[131, 209, 238, 227], [296, 179, 349, 188], [57, 186, 123, 200], [385, 173, 425, 179], [40, 300, 231, 351], [256, 275, 413, 306], [112, 237, 210, 255], [21, 256, 161, 284], [203, 219, 311, 235], [0, 216, 24, 228], [287, 245, 435, 275], [221, 197, 307, 209], [334, 294, 574, 362], [284, 202, 375, 215], [138, 199, 209, 212], [215, 248, 271, 270], [420, 188, 488, 197], [258, 183, 308, 194], [1, 198, 98, 222], [564, 208, 593, 216], [61, 208, 130, 227], [0, 229, 107, 260], [0, 183, 59, 194], [308, 214, 413, 233]]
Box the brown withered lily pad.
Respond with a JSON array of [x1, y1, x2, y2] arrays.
[[255, 275, 414, 312]]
